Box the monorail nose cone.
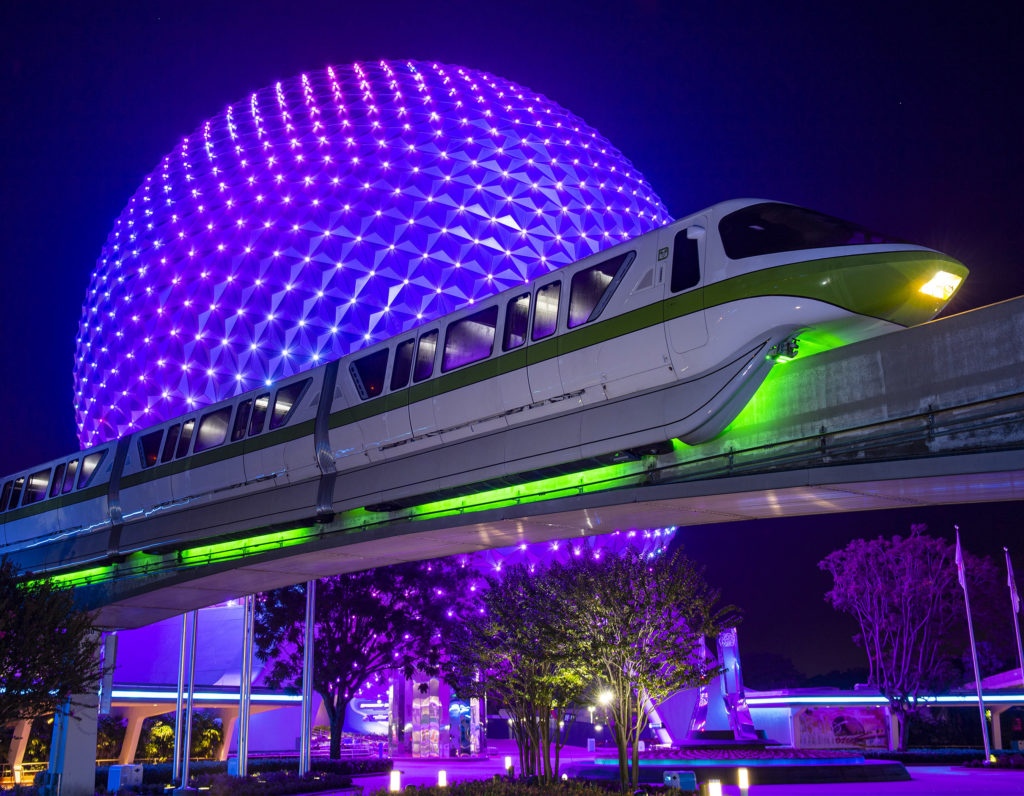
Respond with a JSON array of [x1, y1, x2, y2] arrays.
[[775, 251, 968, 328]]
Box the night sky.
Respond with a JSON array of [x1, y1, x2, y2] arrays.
[[2, 1, 1022, 676]]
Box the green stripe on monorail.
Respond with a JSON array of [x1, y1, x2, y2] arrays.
[[3, 482, 109, 522], [3, 250, 962, 525], [117, 418, 317, 491]]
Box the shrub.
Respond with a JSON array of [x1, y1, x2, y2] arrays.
[[367, 781, 650, 796], [193, 770, 357, 796], [95, 757, 392, 790]]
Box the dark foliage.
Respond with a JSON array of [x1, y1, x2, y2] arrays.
[[191, 770, 357, 796], [802, 668, 871, 690], [550, 548, 733, 791], [447, 548, 732, 792], [740, 652, 805, 690], [95, 756, 392, 789], [819, 528, 1002, 749], [96, 714, 127, 760], [254, 559, 473, 759], [366, 781, 654, 796], [137, 710, 223, 760], [862, 748, 1005, 766], [964, 753, 1024, 769], [445, 564, 590, 784], [19, 715, 54, 763], [0, 558, 104, 726]]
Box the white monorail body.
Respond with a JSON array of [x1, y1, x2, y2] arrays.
[[0, 200, 968, 575]]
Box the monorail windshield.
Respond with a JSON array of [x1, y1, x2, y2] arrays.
[[719, 202, 905, 260]]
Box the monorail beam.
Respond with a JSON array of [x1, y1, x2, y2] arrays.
[[40, 297, 1024, 627]]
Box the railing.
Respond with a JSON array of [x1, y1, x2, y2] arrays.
[[1, 761, 48, 786]]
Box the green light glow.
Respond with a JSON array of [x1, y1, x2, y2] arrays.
[[178, 526, 316, 567], [407, 460, 641, 520], [31, 527, 318, 591], [719, 327, 854, 438], [33, 565, 113, 589], [794, 327, 857, 358]]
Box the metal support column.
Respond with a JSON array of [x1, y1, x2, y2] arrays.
[[299, 580, 316, 776], [180, 610, 199, 791], [237, 595, 255, 777], [172, 613, 187, 784]]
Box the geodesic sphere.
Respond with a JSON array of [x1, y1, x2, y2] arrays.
[[74, 60, 670, 447]]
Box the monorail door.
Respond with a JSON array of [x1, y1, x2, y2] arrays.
[[661, 217, 709, 372]]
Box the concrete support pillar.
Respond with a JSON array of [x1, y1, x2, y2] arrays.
[[48, 690, 99, 796], [118, 707, 164, 765], [215, 708, 239, 762], [237, 596, 255, 777], [299, 581, 315, 776], [7, 719, 33, 767]]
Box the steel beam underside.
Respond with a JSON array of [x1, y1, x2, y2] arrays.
[[89, 448, 1023, 628]]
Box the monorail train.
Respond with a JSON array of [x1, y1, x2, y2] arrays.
[[0, 199, 968, 576]]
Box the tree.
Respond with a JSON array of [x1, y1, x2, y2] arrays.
[[0, 558, 104, 727], [96, 714, 128, 760], [550, 548, 731, 791], [819, 530, 998, 749], [254, 559, 472, 759], [139, 711, 223, 760], [445, 564, 590, 783]]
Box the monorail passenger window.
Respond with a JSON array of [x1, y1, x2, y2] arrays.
[[413, 330, 438, 382], [717, 202, 905, 260], [78, 451, 106, 489], [22, 469, 50, 505], [249, 394, 270, 436], [232, 399, 253, 442], [162, 425, 181, 463], [8, 477, 24, 509], [139, 430, 164, 468], [671, 230, 701, 293], [176, 419, 195, 458], [502, 293, 530, 351], [442, 305, 499, 372], [350, 350, 389, 400], [62, 460, 79, 494], [0, 481, 11, 512], [390, 339, 414, 391], [532, 282, 561, 340], [50, 463, 66, 497], [568, 252, 634, 328], [270, 379, 311, 429], [195, 407, 233, 452]]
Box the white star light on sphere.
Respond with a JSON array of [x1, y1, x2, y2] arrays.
[[74, 60, 670, 447]]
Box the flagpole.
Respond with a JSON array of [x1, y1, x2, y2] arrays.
[[957, 527, 992, 761], [1005, 548, 1024, 686]]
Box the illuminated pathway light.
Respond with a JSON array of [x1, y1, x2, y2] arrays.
[[73, 60, 669, 446]]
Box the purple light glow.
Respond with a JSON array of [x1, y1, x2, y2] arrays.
[[74, 60, 670, 446]]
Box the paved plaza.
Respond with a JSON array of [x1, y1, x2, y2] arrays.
[[348, 741, 1024, 795], [353, 763, 1024, 795]]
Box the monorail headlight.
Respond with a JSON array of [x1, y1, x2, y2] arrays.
[[919, 270, 962, 300]]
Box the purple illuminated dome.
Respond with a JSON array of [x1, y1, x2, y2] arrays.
[[74, 60, 670, 446]]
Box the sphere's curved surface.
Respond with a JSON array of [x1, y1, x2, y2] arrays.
[[74, 60, 670, 447]]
